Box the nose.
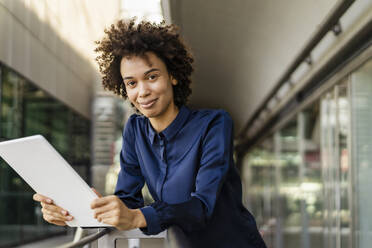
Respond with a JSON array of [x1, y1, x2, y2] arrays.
[[138, 81, 150, 98]]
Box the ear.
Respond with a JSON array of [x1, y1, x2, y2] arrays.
[[170, 75, 178, 86]]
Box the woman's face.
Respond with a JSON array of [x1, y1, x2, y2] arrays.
[[120, 52, 178, 119]]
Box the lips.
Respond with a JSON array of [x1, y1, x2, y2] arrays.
[[138, 99, 157, 109]]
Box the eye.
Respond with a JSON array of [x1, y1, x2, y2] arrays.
[[148, 74, 158, 81], [126, 81, 136, 87]]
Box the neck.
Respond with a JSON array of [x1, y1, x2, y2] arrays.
[[149, 104, 179, 133]]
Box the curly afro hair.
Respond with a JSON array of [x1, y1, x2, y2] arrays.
[[95, 19, 194, 109]]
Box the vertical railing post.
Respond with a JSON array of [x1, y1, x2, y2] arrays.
[[128, 238, 140, 248]]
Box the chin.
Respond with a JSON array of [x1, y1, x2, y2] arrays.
[[140, 109, 157, 118]]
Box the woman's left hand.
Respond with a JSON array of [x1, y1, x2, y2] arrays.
[[90, 194, 147, 230]]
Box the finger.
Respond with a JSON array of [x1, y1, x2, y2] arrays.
[[41, 203, 72, 218], [42, 202, 64, 214], [91, 188, 102, 198], [33, 194, 53, 204], [94, 203, 115, 218], [96, 208, 120, 222], [101, 216, 122, 228], [43, 213, 69, 224], [91, 196, 114, 209], [43, 213, 66, 226], [42, 208, 73, 222]]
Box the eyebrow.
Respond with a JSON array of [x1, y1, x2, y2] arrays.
[[123, 68, 160, 80]]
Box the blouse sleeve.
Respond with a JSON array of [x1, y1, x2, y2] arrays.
[[115, 114, 145, 209], [139, 111, 233, 235]]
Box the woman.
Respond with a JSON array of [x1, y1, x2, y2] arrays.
[[33, 19, 267, 248]]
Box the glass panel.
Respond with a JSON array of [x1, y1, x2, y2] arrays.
[[320, 80, 353, 248], [0, 68, 26, 246], [321, 90, 338, 248], [242, 137, 275, 247], [0, 65, 91, 246], [278, 119, 301, 247], [69, 112, 91, 182], [350, 59, 372, 248], [302, 101, 324, 247], [0, 69, 25, 139], [337, 83, 352, 248], [23, 84, 69, 157]]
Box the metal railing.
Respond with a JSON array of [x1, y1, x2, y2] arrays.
[[98, 228, 166, 248], [58, 226, 192, 248]]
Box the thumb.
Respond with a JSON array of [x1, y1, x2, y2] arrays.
[[91, 187, 102, 198]]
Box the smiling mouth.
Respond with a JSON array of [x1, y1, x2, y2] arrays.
[[139, 99, 157, 109]]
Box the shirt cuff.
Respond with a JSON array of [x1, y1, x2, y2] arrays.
[[139, 206, 163, 235]]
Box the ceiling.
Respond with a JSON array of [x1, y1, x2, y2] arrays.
[[166, 0, 337, 137]]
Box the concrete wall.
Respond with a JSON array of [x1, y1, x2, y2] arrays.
[[0, 0, 120, 118]]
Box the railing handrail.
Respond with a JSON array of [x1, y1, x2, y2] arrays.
[[57, 226, 193, 248], [57, 228, 113, 248]]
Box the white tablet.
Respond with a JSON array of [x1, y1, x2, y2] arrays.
[[0, 135, 111, 227]]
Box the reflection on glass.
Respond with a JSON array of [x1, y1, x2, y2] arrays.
[[0, 70, 25, 139], [243, 77, 355, 248], [278, 120, 302, 247], [321, 90, 339, 248], [302, 101, 323, 248], [351, 59, 372, 248], [0, 65, 91, 247], [337, 83, 351, 248], [242, 137, 275, 247]]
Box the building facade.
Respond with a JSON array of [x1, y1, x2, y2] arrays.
[[0, 0, 121, 246]]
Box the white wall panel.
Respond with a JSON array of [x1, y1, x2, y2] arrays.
[[0, 5, 11, 64], [10, 15, 27, 76]]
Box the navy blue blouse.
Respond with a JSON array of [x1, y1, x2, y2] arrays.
[[115, 105, 267, 248]]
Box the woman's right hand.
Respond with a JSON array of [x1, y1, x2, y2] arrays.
[[33, 193, 73, 226]]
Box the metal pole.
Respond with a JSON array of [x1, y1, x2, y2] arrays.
[[128, 239, 140, 248]]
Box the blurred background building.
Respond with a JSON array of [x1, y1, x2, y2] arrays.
[[0, 0, 371, 247], [0, 0, 162, 246]]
